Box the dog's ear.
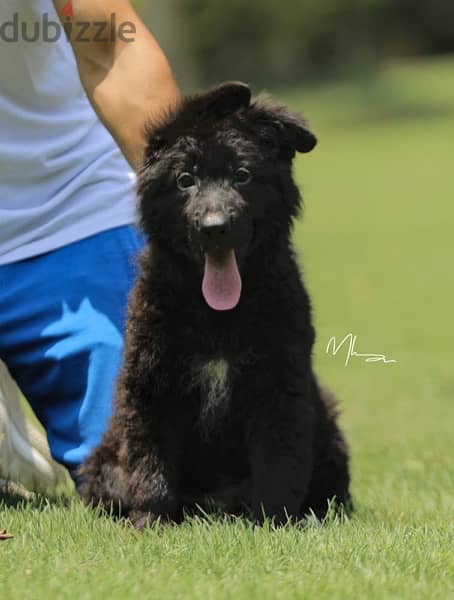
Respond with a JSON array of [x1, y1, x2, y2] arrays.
[[141, 83, 252, 162], [251, 102, 317, 155], [201, 82, 252, 117]]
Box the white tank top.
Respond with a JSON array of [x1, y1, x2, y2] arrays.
[[0, 0, 137, 265]]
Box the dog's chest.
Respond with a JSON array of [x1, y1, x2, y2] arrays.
[[189, 358, 231, 428]]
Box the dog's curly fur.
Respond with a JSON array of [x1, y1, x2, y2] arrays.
[[79, 83, 351, 528]]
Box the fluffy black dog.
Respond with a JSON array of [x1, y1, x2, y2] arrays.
[[79, 83, 351, 528]]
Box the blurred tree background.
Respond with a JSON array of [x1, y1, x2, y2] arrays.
[[133, 0, 454, 89]]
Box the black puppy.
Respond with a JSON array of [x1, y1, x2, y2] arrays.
[[79, 83, 351, 528]]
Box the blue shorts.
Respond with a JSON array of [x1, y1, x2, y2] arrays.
[[0, 225, 144, 477]]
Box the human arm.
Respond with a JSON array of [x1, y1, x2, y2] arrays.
[[52, 0, 180, 169]]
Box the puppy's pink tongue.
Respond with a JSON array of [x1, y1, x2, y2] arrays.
[[202, 249, 242, 311]]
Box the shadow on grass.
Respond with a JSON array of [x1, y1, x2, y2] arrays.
[[1, 479, 356, 532]]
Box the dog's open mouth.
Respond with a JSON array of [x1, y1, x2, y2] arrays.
[[202, 249, 242, 311]]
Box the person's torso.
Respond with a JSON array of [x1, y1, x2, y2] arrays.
[[0, 0, 137, 265]]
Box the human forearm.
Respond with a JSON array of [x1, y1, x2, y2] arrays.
[[53, 0, 180, 169]]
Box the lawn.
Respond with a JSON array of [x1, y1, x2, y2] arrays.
[[1, 56, 453, 599]]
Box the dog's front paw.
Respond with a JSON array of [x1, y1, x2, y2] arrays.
[[129, 510, 161, 531], [129, 501, 181, 530], [252, 501, 299, 527]]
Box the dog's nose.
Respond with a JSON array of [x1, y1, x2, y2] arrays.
[[199, 212, 231, 249]]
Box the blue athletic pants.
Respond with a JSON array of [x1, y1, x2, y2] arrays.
[[0, 225, 144, 477]]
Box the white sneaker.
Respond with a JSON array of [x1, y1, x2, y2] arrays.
[[0, 360, 69, 491]]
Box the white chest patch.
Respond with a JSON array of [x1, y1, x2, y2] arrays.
[[192, 358, 230, 429]]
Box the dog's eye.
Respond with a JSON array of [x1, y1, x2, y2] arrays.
[[234, 167, 252, 186], [177, 172, 196, 191]]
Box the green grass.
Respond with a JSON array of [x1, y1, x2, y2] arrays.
[[2, 56, 454, 599]]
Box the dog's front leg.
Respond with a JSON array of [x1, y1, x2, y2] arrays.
[[124, 447, 181, 530], [245, 381, 315, 525], [80, 397, 182, 529], [114, 387, 185, 529], [111, 408, 183, 529]]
